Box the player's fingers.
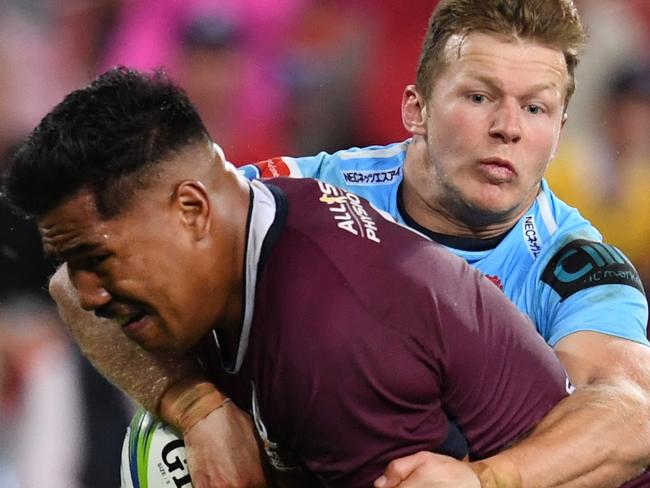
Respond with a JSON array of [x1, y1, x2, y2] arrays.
[[374, 452, 429, 487]]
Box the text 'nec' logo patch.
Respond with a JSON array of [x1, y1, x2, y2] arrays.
[[541, 240, 644, 300]]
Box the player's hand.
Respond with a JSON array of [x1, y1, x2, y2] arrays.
[[183, 400, 267, 488], [374, 451, 481, 488]]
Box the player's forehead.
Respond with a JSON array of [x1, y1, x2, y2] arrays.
[[438, 32, 568, 92], [38, 190, 109, 260]]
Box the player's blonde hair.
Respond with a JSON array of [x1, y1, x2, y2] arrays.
[[416, 0, 586, 109]]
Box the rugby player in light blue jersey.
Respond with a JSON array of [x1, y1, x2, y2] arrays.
[[46, 1, 650, 487], [239, 140, 648, 350]]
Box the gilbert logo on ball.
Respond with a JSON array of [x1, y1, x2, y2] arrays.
[[121, 408, 193, 488]]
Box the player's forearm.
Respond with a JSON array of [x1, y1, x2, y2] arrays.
[[475, 380, 650, 488], [49, 265, 203, 415]]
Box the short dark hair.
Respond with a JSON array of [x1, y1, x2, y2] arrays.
[[2, 67, 209, 218], [416, 0, 586, 109]]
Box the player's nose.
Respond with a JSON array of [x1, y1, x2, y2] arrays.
[[489, 99, 522, 144], [72, 269, 112, 311]]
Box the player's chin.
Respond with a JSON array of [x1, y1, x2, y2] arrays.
[[122, 316, 179, 353], [463, 195, 522, 225]]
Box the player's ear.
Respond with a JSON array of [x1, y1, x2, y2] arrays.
[[173, 180, 211, 239], [401, 85, 427, 136]]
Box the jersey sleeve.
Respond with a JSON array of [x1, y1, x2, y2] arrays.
[[429, 263, 571, 459], [534, 239, 649, 346], [237, 144, 409, 192], [238, 152, 339, 181]]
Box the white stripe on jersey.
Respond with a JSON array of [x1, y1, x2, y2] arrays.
[[339, 141, 409, 160], [536, 189, 558, 235], [281, 157, 304, 177]]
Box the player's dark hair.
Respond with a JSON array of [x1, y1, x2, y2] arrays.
[[2, 67, 209, 218], [417, 0, 586, 109]]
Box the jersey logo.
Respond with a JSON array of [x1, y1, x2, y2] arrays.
[[254, 157, 291, 178], [523, 215, 542, 259], [541, 239, 643, 300], [341, 166, 401, 186], [485, 275, 504, 291], [319, 195, 348, 205], [318, 180, 381, 243]]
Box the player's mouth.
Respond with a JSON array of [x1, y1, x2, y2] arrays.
[[116, 312, 155, 343], [478, 157, 516, 182], [115, 312, 147, 329]]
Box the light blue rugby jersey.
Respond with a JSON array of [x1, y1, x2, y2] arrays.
[[239, 140, 649, 347]]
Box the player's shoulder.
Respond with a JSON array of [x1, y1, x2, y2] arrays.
[[535, 233, 648, 345], [295, 140, 409, 166], [263, 176, 419, 247], [238, 140, 409, 182], [522, 180, 602, 258], [263, 176, 467, 286], [540, 237, 644, 301], [527, 182, 645, 298], [473, 181, 596, 271], [534, 180, 596, 238], [327, 140, 410, 167]]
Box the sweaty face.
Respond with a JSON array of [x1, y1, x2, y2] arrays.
[[39, 189, 218, 353], [421, 32, 567, 225]]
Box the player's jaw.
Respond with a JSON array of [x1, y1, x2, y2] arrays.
[[438, 155, 542, 228]]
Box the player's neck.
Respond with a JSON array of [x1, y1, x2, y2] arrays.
[[399, 183, 517, 240], [208, 172, 251, 355], [400, 171, 535, 241]]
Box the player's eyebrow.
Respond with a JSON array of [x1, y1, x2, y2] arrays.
[[44, 242, 99, 263], [468, 73, 560, 96], [468, 73, 502, 90]]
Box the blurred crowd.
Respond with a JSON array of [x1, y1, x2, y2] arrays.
[[0, 0, 648, 486]]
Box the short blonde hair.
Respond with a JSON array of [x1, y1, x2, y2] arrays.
[[416, 0, 586, 108]]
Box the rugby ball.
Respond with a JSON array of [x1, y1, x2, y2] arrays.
[[120, 408, 194, 488]]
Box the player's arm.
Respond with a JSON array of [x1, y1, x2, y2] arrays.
[[375, 248, 650, 487], [504, 332, 650, 487], [49, 265, 266, 488], [467, 243, 650, 487], [374, 257, 567, 488], [373, 351, 650, 488], [474, 375, 650, 488]]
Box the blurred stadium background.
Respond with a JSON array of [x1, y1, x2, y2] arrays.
[[0, 0, 648, 486]]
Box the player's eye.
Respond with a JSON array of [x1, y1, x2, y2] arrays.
[[86, 254, 110, 268], [470, 94, 486, 104], [525, 104, 542, 115]]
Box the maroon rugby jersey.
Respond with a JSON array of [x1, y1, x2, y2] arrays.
[[621, 469, 650, 487], [197, 177, 569, 488]]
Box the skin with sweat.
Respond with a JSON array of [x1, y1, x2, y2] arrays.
[[39, 143, 249, 354]]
